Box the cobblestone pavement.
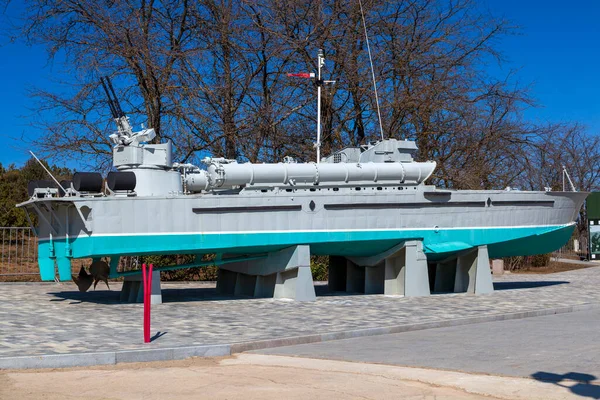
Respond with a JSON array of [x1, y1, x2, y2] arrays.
[[1, 266, 600, 358]]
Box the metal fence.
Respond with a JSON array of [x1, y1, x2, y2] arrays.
[[0, 227, 142, 278], [1, 227, 38, 276]]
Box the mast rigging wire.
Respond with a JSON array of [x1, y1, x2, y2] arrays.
[[358, 0, 385, 141]]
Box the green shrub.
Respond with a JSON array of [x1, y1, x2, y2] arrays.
[[528, 254, 551, 268], [161, 265, 218, 281], [502, 254, 551, 270], [117, 253, 334, 282], [311, 255, 329, 281], [125, 254, 218, 281], [503, 256, 525, 271]]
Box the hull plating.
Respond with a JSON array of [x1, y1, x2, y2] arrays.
[[25, 187, 586, 281], [37, 223, 575, 281]]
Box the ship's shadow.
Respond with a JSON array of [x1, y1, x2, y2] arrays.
[[47, 280, 569, 304], [47, 283, 362, 304], [493, 281, 569, 290], [48, 286, 238, 305]]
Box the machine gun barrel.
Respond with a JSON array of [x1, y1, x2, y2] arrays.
[[100, 76, 136, 143], [100, 76, 125, 119]]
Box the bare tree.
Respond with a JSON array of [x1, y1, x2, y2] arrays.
[[514, 124, 600, 249], [11, 0, 207, 168], [4, 0, 598, 200]]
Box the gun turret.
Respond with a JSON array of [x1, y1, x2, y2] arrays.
[[100, 76, 155, 146]]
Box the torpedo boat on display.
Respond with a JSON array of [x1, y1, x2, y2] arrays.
[[17, 69, 586, 302]]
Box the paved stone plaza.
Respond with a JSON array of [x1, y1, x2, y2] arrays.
[[1, 266, 600, 363]]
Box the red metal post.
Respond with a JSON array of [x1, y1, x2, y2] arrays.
[[147, 264, 153, 341], [142, 263, 150, 343]]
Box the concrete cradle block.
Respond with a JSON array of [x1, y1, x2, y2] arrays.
[[254, 273, 276, 298], [119, 281, 132, 302], [150, 273, 163, 304], [404, 241, 431, 296], [384, 253, 404, 295], [434, 260, 457, 293], [474, 246, 494, 294], [346, 260, 365, 293], [128, 281, 141, 303], [274, 266, 316, 302], [217, 245, 316, 301], [384, 241, 430, 297], [234, 273, 257, 297], [365, 262, 385, 294], [216, 268, 237, 295], [120, 271, 162, 304], [273, 243, 315, 301], [454, 245, 493, 294], [455, 250, 476, 293], [220, 245, 309, 276]]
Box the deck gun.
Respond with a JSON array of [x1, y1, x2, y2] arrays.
[[100, 76, 155, 146]]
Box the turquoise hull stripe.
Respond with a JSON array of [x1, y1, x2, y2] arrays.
[[37, 224, 574, 281]]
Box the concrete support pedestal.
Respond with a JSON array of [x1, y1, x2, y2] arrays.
[[455, 245, 494, 294], [434, 260, 457, 293], [384, 241, 431, 297], [120, 271, 162, 304], [328, 240, 430, 297], [346, 260, 365, 293], [434, 245, 494, 295], [216, 245, 316, 301], [365, 263, 385, 294]]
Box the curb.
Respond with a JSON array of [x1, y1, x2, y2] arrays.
[[1, 302, 599, 370], [0, 345, 231, 370]]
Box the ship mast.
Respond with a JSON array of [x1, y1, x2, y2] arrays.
[[316, 49, 324, 163], [288, 50, 335, 163], [359, 0, 385, 141]]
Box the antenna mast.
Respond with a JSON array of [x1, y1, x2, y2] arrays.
[[562, 165, 577, 192], [287, 50, 335, 163], [29, 150, 68, 195], [359, 0, 384, 141], [316, 49, 325, 163]]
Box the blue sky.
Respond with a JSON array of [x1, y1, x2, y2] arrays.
[[485, 0, 600, 129], [0, 41, 60, 167], [1, 0, 599, 168]]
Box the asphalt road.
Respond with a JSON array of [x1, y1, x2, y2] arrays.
[[256, 308, 600, 383]]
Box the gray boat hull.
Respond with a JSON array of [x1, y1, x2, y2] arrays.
[[19, 185, 586, 281]]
